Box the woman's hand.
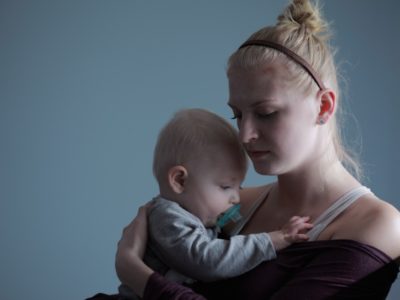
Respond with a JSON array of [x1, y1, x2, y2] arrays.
[[115, 204, 154, 297], [118, 204, 149, 258]]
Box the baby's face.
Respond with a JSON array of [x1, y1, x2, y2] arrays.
[[182, 158, 245, 227]]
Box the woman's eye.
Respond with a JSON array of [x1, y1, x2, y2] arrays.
[[256, 111, 277, 119], [230, 114, 242, 120]]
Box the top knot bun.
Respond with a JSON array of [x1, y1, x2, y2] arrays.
[[277, 0, 330, 40]]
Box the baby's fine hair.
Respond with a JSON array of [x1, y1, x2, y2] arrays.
[[227, 0, 362, 179], [153, 108, 248, 183]]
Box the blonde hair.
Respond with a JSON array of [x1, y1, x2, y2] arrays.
[[153, 108, 248, 183], [227, 0, 362, 179]]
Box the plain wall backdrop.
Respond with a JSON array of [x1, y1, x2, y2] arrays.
[[1, 0, 399, 299]]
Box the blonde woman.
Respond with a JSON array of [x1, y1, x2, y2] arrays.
[[110, 0, 400, 299]]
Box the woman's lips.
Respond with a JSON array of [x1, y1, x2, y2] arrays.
[[247, 150, 270, 159]]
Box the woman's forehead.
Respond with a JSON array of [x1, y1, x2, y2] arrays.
[[228, 67, 293, 107]]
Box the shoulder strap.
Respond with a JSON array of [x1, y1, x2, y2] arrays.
[[307, 186, 373, 241]]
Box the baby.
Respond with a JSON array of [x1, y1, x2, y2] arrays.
[[118, 108, 312, 299]]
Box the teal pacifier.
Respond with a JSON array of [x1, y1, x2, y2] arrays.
[[216, 204, 242, 229]]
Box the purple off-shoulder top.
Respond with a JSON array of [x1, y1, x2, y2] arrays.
[[143, 240, 399, 300]]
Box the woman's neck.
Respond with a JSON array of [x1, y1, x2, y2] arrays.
[[275, 160, 360, 214]]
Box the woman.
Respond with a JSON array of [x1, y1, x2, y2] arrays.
[[114, 0, 400, 299]]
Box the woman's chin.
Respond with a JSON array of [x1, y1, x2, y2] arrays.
[[251, 158, 286, 176], [252, 163, 276, 176]]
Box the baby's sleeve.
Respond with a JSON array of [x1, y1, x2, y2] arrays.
[[148, 200, 276, 282]]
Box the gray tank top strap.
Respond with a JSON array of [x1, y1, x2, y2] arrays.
[[230, 187, 271, 236], [230, 185, 372, 240], [307, 186, 372, 241]]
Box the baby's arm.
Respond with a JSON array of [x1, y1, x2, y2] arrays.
[[268, 216, 313, 252], [149, 199, 275, 282]]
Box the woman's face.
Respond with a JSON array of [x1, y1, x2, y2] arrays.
[[227, 64, 321, 175]]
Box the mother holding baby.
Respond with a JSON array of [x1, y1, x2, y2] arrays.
[[112, 0, 400, 299]]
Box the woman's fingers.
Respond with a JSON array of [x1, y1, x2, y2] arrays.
[[118, 204, 150, 258]]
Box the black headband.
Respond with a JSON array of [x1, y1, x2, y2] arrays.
[[239, 39, 326, 90]]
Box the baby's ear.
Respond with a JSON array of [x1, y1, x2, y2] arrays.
[[167, 165, 188, 194]]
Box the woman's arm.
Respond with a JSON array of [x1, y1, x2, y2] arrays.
[[115, 205, 206, 300], [115, 205, 154, 297]]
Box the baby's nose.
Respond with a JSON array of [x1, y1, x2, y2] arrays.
[[231, 193, 240, 204]]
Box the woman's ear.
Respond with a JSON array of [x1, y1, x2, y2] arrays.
[[167, 165, 188, 194], [316, 89, 336, 124]]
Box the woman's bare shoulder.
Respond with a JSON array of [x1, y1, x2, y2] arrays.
[[336, 193, 400, 261]]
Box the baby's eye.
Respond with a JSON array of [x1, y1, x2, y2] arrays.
[[220, 185, 231, 190]]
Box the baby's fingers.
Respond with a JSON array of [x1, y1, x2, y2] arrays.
[[293, 233, 310, 241], [297, 222, 314, 230], [289, 216, 309, 223], [289, 216, 311, 226]]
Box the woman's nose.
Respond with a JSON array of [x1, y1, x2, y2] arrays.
[[239, 117, 258, 144]]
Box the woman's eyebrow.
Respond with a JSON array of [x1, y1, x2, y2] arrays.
[[227, 99, 278, 109]]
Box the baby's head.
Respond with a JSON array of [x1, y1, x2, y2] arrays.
[[153, 108, 248, 227]]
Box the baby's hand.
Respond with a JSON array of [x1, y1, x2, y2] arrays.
[[282, 216, 313, 244], [269, 216, 313, 251]]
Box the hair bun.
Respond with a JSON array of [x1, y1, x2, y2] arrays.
[[277, 0, 329, 39]]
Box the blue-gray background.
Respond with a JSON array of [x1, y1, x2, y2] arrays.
[[1, 0, 399, 299]]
